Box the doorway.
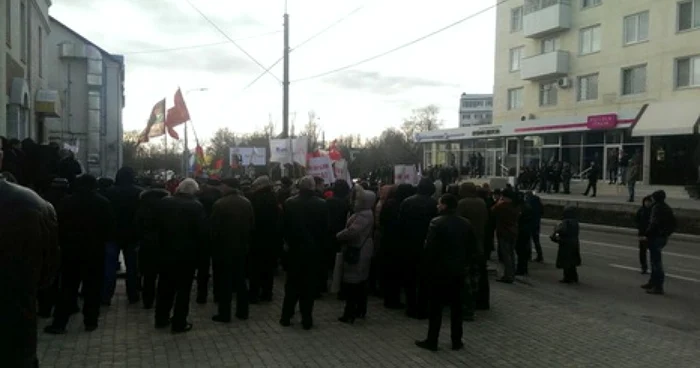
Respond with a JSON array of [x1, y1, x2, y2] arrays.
[[604, 145, 621, 183], [485, 149, 503, 177]]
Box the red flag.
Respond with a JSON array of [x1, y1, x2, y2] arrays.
[[164, 88, 190, 140], [213, 159, 224, 170], [194, 145, 206, 175], [165, 107, 180, 140], [329, 140, 342, 161]]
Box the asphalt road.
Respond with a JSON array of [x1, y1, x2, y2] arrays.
[[36, 226, 700, 367]]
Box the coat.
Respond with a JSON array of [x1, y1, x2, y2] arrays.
[[154, 193, 207, 269], [282, 189, 329, 272], [210, 190, 255, 262], [248, 186, 282, 258], [423, 211, 477, 284], [553, 207, 582, 269], [103, 167, 143, 246], [457, 183, 488, 255], [337, 189, 376, 283]]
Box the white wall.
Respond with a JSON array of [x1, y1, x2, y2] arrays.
[[494, 0, 700, 124]]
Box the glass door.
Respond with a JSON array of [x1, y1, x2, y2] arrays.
[[485, 149, 504, 177], [604, 145, 621, 183]]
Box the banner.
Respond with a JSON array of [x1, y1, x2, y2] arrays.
[[307, 156, 335, 185], [394, 165, 417, 185], [269, 136, 308, 167], [333, 159, 352, 186], [229, 147, 267, 167]]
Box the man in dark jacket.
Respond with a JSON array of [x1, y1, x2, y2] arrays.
[[103, 166, 143, 304], [247, 176, 281, 304], [415, 194, 477, 352], [280, 176, 329, 330], [210, 178, 254, 322], [45, 174, 115, 334], [134, 187, 170, 309], [525, 191, 544, 262], [324, 179, 351, 295], [399, 178, 438, 319], [641, 190, 675, 295], [1, 153, 60, 367], [582, 162, 599, 197], [492, 189, 520, 283], [153, 178, 206, 332], [195, 178, 223, 304], [456, 182, 489, 314]]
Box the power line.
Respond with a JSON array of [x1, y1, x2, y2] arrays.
[[240, 4, 369, 93], [292, 0, 511, 83], [120, 30, 282, 55], [184, 0, 282, 83]]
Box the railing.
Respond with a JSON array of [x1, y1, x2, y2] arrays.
[[572, 166, 591, 180], [524, 0, 571, 14], [501, 164, 510, 177]]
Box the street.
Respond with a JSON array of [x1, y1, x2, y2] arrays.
[[37, 227, 700, 368]]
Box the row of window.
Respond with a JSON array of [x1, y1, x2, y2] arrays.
[[506, 55, 700, 110], [512, 0, 700, 34], [5, 0, 43, 76], [460, 99, 493, 109], [461, 112, 493, 121]]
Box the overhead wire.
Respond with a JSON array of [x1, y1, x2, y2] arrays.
[[183, 0, 282, 83], [239, 4, 369, 93], [119, 30, 282, 55], [292, 0, 511, 83]]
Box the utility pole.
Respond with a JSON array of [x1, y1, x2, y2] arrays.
[[282, 11, 290, 138]]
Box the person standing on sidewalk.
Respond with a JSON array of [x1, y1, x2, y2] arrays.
[[641, 190, 676, 295], [551, 207, 581, 283], [626, 161, 640, 203], [634, 196, 653, 274], [525, 191, 544, 262], [415, 194, 477, 352]]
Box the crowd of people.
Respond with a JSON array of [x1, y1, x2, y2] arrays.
[[1, 133, 678, 366]]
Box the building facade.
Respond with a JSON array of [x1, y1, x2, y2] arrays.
[[2, 0, 61, 141], [459, 93, 493, 127], [423, 0, 700, 187], [45, 17, 125, 178]]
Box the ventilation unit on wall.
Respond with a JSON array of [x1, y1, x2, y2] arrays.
[[557, 77, 571, 89]]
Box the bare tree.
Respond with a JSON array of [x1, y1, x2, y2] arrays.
[[401, 104, 443, 142], [302, 110, 322, 151]]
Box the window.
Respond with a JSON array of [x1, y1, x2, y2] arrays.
[[580, 25, 601, 54], [462, 113, 471, 120], [38, 27, 43, 77], [539, 81, 558, 106], [678, 0, 700, 31], [676, 56, 700, 87], [508, 88, 523, 110], [577, 73, 599, 101], [511, 7, 523, 32], [20, 2, 27, 61], [582, 0, 601, 8], [624, 11, 649, 45], [463, 100, 484, 108], [5, 0, 10, 46], [541, 37, 560, 53], [621, 65, 647, 95], [509, 46, 524, 71]]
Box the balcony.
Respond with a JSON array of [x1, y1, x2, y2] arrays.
[[523, 0, 572, 38], [520, 50, 570, 81]]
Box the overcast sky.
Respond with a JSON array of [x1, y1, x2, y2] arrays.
[[50, 0, 496, 145]]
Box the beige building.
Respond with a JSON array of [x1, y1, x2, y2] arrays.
[[2, 0, 60, 142]]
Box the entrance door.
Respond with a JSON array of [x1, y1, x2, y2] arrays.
[[604, 145, 621, 183], [485, 149, 504, 177]]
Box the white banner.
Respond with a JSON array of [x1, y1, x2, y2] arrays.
[[229, 147, 267, 167], [394, 165, 417, 185], [307, 156, 335, 185], [269, 136, 308, 167], [333, 159, 352, 186]]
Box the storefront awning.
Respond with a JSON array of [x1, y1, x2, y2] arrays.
[[632, 100, 700, 137], [35, 90, 62, 117]]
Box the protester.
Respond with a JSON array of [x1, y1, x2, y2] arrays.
[[210, 177, 254, 322], [45, 174, 115, 334], [0, 141, 60, 367], [415, 194, 476, 352], [247, 176, 282, 304], [457, 182, 489, 314], [153, 178, 206, 332], [641, 190, 676, 295], [195, 178, 223, 304], [326, 179, 351, 296], [525, 191, 544, 262], [634, 196, 653, 274], [280, 176, 329, 330], [551, 207, 582, 284], [492, 189, 520, 283], [336, 186, 375, 324]]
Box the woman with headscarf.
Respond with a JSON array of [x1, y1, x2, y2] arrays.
[[336, 186, 376, 323], [551, 206, 582, 283]]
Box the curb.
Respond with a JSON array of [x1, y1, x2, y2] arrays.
[[541, 218, 700, 242]]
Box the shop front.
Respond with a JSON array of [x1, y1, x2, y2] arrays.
[[418, 110, 640, 182]]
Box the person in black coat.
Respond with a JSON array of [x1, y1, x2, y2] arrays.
[[399, 178, 438, 320], [194, 178, 223, 304], [45, 174, 115, 334], [415, 194, 477, 352], [525, 191, 544, 262], [248, 176, 283, 303], [153, 179, 206, 333], [633, 196, 653, 274], [641, 190, 676, 295], [515, 193, 534, 276], [325, 179, 351, 295], [279, 176, 329, 330], [134, 187, 170, 309], [380, 184, 414, 309]]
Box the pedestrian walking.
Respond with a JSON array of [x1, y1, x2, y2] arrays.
[[550, 207, 581, 284], [634, 196, 652, 274], [641, 190, 676, 295]]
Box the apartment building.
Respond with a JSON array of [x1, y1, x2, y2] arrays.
[[45, 17, 125, 178], [458, 93, 493, 127], [2, 0, 60, 141], [419, 0, 700, 187]]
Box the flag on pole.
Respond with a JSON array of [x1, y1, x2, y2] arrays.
[[164, 88, 191, 140], [137, 98, 167, 144], [194, 144, 206, 176]]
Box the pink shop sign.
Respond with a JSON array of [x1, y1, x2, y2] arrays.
[[586, 114, 618, 130]]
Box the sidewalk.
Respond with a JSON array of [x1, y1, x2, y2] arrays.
[[539, 192, 700, 211]]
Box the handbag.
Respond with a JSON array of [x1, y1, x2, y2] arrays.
[[343, 231, 372, 265]]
